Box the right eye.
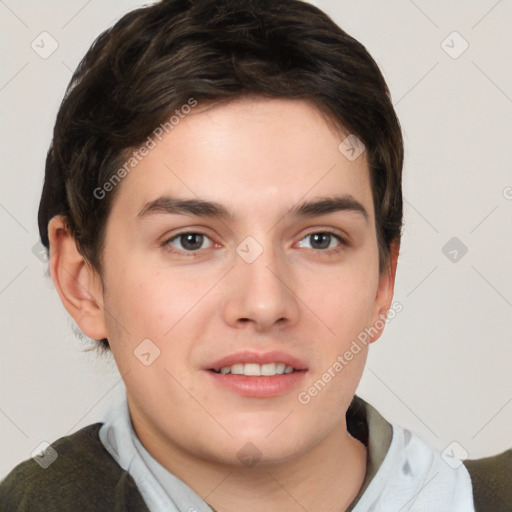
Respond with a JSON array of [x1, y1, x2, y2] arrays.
[[164, 232, 215, 256]]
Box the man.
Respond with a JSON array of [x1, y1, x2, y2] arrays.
[[1, 0, 510, 510]]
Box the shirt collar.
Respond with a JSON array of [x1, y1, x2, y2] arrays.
[[344, 395, 393, 510]]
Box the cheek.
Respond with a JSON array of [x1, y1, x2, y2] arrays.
[[101, 261, 214, 379], [295, 268, 375, 419], [103, 260, 197, 336], [300, 261, 379, 343]]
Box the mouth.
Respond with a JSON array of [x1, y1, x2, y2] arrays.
[[204, 351, 308, 398], [208, 362, 303, 376]]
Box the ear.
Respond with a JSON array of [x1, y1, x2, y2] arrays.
[[368, 240, 400, 343], [48, 215, 108, 341]]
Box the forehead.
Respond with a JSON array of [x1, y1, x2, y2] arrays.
[[110, 97, 373, 222]]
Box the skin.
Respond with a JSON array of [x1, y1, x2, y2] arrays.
[[49, 96, 399, 512]]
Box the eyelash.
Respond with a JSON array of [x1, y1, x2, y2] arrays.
[[162, 230, 348, 257]]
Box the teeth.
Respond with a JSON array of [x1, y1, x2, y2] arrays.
[[216, 362, 298, 376], [230, 363, 244, 375], [244, 363, 261, 376], [260, 363, 276, 376]]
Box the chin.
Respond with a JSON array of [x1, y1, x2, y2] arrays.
[[205, 439, 307, 469], [221, 423, 319, 466]]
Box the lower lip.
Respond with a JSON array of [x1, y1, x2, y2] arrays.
[[204, 370, 308, 398]]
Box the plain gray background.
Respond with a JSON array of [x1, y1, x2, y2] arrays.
[[1, 0, 511, 479]]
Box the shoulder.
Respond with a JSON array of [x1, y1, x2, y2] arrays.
[[463, 448, 512, 512], [0, 423, 149, 512]]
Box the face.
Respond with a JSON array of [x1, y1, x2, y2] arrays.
[[97, 97, 393, 466]]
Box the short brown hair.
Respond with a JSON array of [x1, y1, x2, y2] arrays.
[[38, 0, 403, 350]]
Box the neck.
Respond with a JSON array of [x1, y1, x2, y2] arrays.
[[211, 429, 367, 512]]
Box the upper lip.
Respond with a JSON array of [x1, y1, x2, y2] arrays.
[[206, 350, 308, 372]]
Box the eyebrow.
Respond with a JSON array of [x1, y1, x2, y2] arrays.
[[137, 194, 369, 222]]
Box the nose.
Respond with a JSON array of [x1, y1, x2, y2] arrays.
[[222, 238, 300, 333]]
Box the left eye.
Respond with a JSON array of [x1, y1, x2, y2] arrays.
[[297, 232, 344, 251]]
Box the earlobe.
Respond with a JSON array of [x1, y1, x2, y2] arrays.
[[48, 215, 108, 341]]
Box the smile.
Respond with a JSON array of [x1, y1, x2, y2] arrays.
[[210, 362, 299, 376]]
